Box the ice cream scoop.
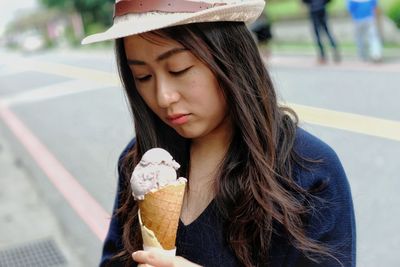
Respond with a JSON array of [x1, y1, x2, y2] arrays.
[[130, 148, 183, 200]]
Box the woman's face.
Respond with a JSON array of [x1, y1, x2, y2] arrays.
[[124, 34, 230, 140]]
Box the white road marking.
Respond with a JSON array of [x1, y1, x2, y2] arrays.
[[1, 79, 108, 106], [3, 57, 120, 86], [0, 65, 25, 77]]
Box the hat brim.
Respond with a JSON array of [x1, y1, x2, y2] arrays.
[[82, 0, 265, 45]]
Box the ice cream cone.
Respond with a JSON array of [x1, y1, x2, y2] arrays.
[[139, 180, 186, 250]]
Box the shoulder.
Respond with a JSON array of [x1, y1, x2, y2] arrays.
[[292, 128, 348, 193], [290, 129, 356, 266], [294, 127, 338, 162]]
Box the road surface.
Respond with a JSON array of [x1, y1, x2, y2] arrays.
[[0, 48, 399, 266]]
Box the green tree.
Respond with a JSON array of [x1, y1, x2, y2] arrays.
[[40, 0, 114, 35], [388, 1, 400, 28]]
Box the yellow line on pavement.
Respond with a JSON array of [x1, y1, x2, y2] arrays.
[[289, 103, 400, 142], [16, 58, 400, 142], [23, 59, 120, 87]]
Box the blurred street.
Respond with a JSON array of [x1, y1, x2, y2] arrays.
[[1, 47, 400, 267]]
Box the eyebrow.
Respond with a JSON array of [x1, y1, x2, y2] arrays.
[[127, 47, 188, 65]]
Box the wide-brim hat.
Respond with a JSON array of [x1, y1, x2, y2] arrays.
[[82, 0, 265, 44]]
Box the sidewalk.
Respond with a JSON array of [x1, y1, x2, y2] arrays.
[[0, 126, 81, 267], [271, 16, 400, 44]]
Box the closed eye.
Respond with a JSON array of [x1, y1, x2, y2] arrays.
[[170, 66, 193, 76], [136, 75, 152, 82]]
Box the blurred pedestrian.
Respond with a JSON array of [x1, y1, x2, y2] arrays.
[[82, 0, 355, 266], [302, 0, 341, 63], [347, 0, 383, 62]]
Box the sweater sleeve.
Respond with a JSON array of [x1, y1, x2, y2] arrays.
[[289, 131, 356, 267], [99, 139, 136, 267]]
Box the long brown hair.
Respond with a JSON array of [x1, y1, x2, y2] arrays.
[[113, 22, 332, 266]]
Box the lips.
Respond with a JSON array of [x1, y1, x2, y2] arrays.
[[167, 114, 190, 125]]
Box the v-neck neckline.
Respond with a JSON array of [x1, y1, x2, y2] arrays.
[[179, 199, 215, 228]]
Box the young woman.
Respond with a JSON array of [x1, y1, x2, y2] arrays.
[[82, 1, 355, 266]]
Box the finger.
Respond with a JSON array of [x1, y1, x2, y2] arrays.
[[133, 250, 174, 267]]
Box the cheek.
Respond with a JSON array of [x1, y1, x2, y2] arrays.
[[187, 71, 222, 102], [192, 82, 227, 118]]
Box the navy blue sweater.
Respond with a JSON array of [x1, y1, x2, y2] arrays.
[[100, 128, 356, 266]]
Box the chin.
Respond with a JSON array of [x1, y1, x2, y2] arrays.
[[176, 131, 199, 139], [174, 128, 202, 139]]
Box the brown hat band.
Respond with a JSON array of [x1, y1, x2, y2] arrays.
[[114, 0, 227, 18]]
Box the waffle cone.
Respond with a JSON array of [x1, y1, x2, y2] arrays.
[[139, 181, 186, 250]]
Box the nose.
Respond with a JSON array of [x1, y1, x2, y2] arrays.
[[155, 77, 180, 108]]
